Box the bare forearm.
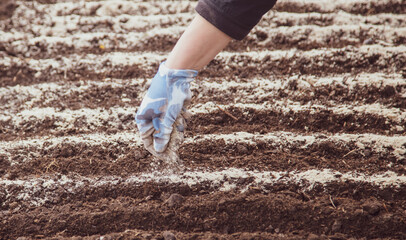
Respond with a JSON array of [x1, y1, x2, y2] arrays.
[[165, 14, 232, 71]]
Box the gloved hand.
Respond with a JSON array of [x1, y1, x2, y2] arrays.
[[135, 62, 198, 153]]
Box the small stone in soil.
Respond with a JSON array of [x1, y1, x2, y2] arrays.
[[236, 144, 248, 153], [362, 202, 381, 216], [363, 38, 374, 45], [329, 233, 347, 240], [163, 231, 176, 240], [363, 149, 372, 157], [331, 220, 342, 232], [166, 193, 184, 208], [307, 233, 319, 240], [215, 116, 223, 122], [354, 208, 364, 216], [265, 224, 274, 232], [9, 202, 18, 209], [100, 236, 112, 240]]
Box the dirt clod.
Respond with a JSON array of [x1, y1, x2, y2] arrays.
[[307, 233, 319, 240], [363, 38, 374, 45], [99, 236, 112, 240], [163, 231, 176, 240], [0, 0, 16, 20], [363, 201, 381, 216], [166, 194, 184, 208], [236, 144, 248, 154], [331, 220, 342, 233]]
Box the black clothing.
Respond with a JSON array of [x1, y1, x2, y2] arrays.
[[195, 0, 278, 40]]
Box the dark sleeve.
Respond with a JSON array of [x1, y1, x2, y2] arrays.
[[195, 0, 277, 40]]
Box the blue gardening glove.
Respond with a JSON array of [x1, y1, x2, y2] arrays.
[[135, 62, 198, 153]]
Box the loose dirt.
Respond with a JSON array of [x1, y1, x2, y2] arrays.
[[0, 0, 405, 239]]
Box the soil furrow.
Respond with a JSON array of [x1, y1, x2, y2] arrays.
[[0, 79, 143, 113], [1, 131, 404, 178], [3, 9, 405, 39], [4, 7, 406, 38], [205, 45, 406, 79], [0, 29, 182, 58], [274, 0, 406, 15], [196, 76, 406, 110], [191, 101, 406, 124], [4, 1, 195, 28], [1, 73, 404, 113], [1, 100, 405, 141], [16, 0, 406, 16], [260, 12, 406, 28], [2, 25, 405, 58], [35, 1, 196, 17], [241, 25, 406, 52], [4, 10, 406, 39], [0, 9, 192, 36], [39, 229, 322, 240], [2, 169, 405, 209], [1, 45, 405, 87], [0, 106, 138, 141], [1, 188, 405, 239], [189, 105, 405, 136]]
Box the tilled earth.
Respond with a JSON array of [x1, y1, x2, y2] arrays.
[[1, 0, 406, 239]]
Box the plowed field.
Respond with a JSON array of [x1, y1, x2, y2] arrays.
[[1, 0, 406, 239]]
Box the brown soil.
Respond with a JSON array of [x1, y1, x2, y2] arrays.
[[2, 190, 406, 239], [0, 0, 17, 20], [188, 108, 403, 135], [2, 31, 400, 60], [1, 27, 405, 60], [1, 106, 403, 142], [2, 133, 404, 180], [1, 0, 405, 239], [1, 47, 405, 89], [273, 0, 406, 14]]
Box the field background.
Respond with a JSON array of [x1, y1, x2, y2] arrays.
[[1, 0, 406, 239]]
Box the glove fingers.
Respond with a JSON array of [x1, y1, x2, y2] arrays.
[[136, 119, 153, 133], [136, 96, 167, 153], [138, 122, 154, 151], [154, 103, 188, 152], [153, 124, 172, 153], [153, 109, 191, 153], [135, 97, 167, 124], [175, 114, 187, 132]]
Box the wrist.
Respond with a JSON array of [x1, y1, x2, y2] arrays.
[[161, 61, 199, 78]]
